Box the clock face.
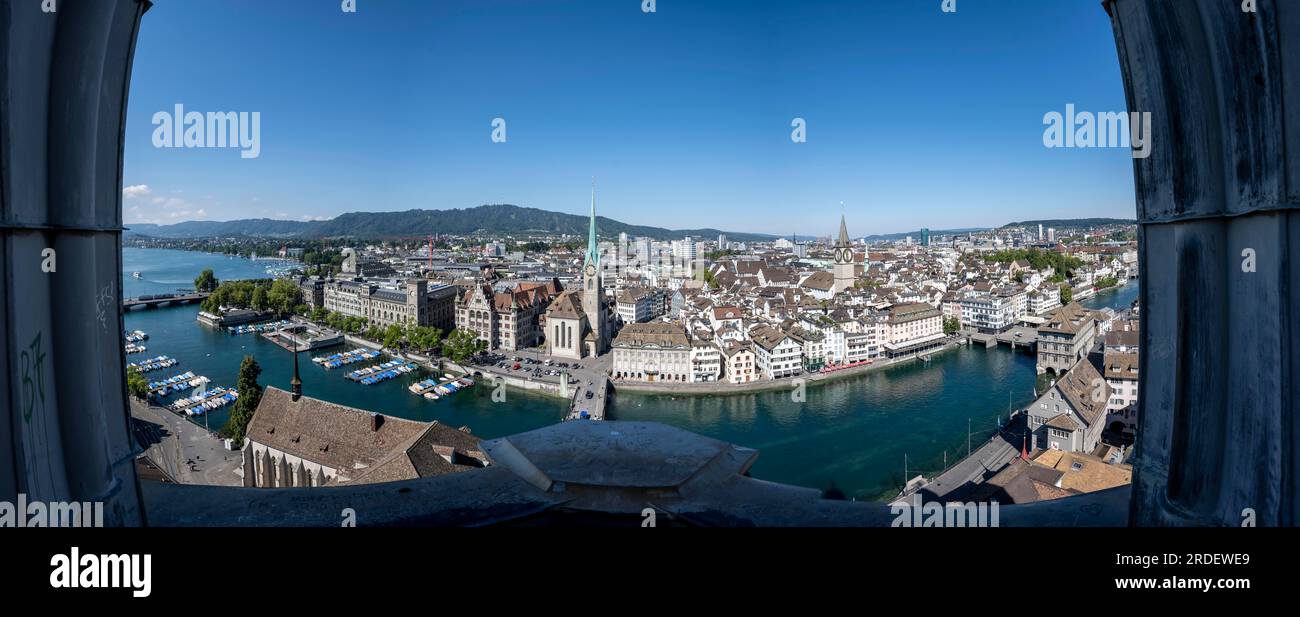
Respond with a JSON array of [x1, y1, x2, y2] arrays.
[[839, 248, 852, 263], [585, 264, 596, 277]]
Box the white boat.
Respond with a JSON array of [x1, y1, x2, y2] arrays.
[[131, 271, 142, 279]]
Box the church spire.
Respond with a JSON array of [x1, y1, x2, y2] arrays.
[[290, 335, 302, 401], [837, 214, 850, 247], [584, 178, 599, 268]]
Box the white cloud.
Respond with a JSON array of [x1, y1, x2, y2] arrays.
[[122, 185, 211, 224], [123, 184, 152, 199]]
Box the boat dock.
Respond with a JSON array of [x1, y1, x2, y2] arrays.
[[146, 371, 201, 398]]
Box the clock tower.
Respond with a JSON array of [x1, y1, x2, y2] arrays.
[[832, 215, 856, 294], [581, 181, 607, 355]]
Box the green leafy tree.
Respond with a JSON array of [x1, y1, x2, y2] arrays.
[[943, 316, 961, 335], [382, 324, 405, 349], [267, 278, 303, 315], [251, 286, 269, 311], [1059, 284, 1073, 305], [126, 367, 148, 399], [221, 356, 263, 444], [442, 328, 484, 363], [194, 269, 219, 292], [408, 326, 443, 352]]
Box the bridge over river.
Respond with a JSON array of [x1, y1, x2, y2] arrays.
[[123, 292, 210, 310], [567, 374, 609, 421], [967, 326, 1039, 351]]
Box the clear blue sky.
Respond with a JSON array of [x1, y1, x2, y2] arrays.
[[123, 0, 1136, 237]]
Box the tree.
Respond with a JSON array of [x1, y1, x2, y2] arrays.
[[408, 326, 443, 352], [943, 316, 961, 335], [442, 328, 484, 363], [1059, 283, 1073, 305], [194, 269, 219, 292], [221, 356, 263, 444], [382, 324, 406, 349], [267, 278, 303, 315], [251, 286, 269, 311], [126, 367, 147, 399]]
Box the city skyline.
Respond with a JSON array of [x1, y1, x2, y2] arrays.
[[122, 0, 1135, 235]]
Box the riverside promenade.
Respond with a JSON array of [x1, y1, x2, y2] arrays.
[[130, 398, 241, 486]]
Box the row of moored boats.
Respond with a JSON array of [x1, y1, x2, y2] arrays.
[[125, 330, 149, 343], [355, 362, 419, 385], [347, 359, 410, 381], [127, 355, 178, 373], [124, 343, 148, 355], [408, 375, 475, 401], [313, 348, 381, 369], [147, 371, 201, 397], [169, 387, 239, 416]]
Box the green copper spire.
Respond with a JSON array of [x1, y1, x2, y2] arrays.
[[584, 178, 599, 268]]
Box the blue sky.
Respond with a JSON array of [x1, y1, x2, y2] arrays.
[[123, 0, 1135, 237]]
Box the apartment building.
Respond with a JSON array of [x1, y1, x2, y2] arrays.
[[721, 341, 756, 384], [1036, 302, 1097, 375], [750, 325, 804, 380], [1026, 359, 1110, 453], [1103, 351, 1139, 439], [689, 340, 722, 383]]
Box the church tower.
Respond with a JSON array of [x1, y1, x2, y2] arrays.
[[581, 181, 607, 355], [832, 215, 856, 294]]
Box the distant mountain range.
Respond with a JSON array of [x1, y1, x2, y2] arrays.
[[124, 204, 779, 242], [998, 218, 1135, 230]]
